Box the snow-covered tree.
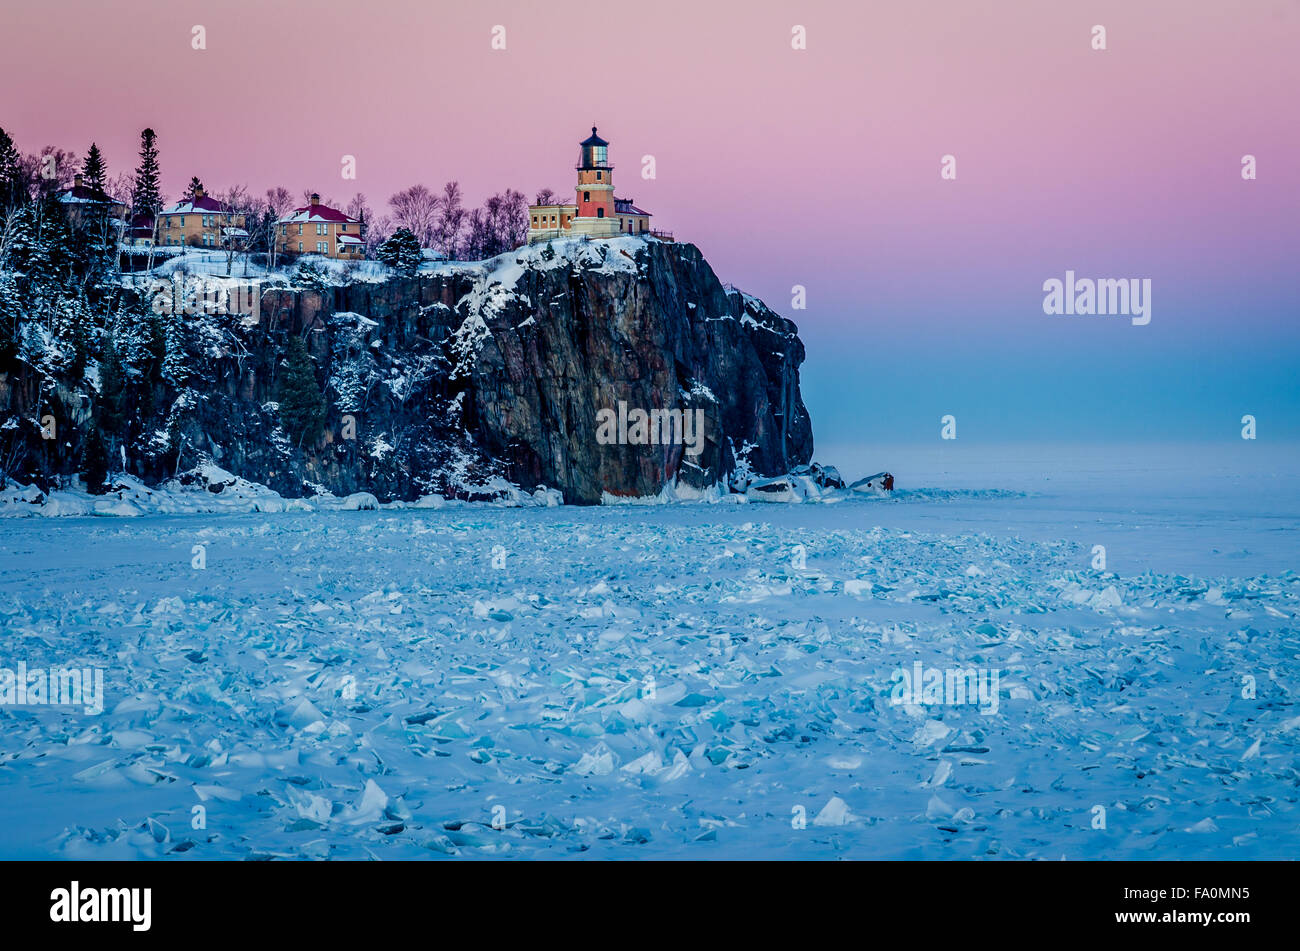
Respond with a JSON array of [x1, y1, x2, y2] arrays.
[[161, 309, 189, 386], [277, 335, 326, 447], [0, 127, 25, 210], [376, 228, 422, 274], [0, 272, 22, 363]]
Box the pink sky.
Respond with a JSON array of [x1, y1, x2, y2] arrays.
[[1, 0, 1296, 342]]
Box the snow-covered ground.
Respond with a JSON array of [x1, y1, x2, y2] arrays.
[[0, 443, 1296, 859]]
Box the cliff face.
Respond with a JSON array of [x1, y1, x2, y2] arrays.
[[5, 237, 814, 504], [456, 238, 812, 502]]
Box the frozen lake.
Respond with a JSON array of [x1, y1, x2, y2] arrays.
[[0, 442, 1297, 858]]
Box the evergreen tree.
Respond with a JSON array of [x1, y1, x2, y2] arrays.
[[0, 273, 22, 363], [77, 143, 116, 281], [9, 195, 73, 290], [376, 227, 422, 275], [0, 126, 22, 210], [130, 128, 162, 220], [3, 198, 38, 275], [294, 258, 332, 293], [277, 335, 326, 447], [56, 296, 93, 380], [97, 336, 127, 437], [34, 192, 75, 286], [161, 310, 188, 386], [187, 176, 203, 197], [80, 423, 110, 494], [82, 143, 107, 191]]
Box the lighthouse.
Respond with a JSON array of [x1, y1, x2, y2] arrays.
[[574, 127, 617, 230], [526, 126, 656, 244]]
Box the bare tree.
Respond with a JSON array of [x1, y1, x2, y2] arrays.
[[302, 189, 337, 209], [388, 184, 440, 249], [345, 192, 371, 246], [20, 145, 76, 199], [463, 207, 489, 260], [263, 186, 294, 271], [345, 192, 369, 221], [434, 181, 465, 260], [499, 189, 528, 250], [472, 189, 528, 257], [364, 213, 393, 257], [534, 188, 558, 205], [215, 184, 252, 276]]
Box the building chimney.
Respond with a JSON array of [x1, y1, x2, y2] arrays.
[[310, 193, 320, 206], [74, 174, 83, 188]]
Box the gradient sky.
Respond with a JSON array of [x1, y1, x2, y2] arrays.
[[1, 0, 1296, 447]]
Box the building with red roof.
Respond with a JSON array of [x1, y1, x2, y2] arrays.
[[156, 184, 248, 248], [55, 174, 127, 225], [527, 127, 663, 245], [276, 194, 364, 259]]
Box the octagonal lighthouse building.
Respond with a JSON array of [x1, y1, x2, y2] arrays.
[[527, 127, 656, 243]]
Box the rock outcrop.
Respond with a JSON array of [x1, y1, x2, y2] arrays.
[[3, 236, 815, 504]]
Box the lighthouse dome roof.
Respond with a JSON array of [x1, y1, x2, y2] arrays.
[[580, 126, 609, 147]]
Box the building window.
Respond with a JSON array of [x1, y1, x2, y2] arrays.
[[583, 191, 589, 202], [298, 242, 303, 252], [297, 224, 303, 235], [597, 208, 604, 218], [179, 217, 185, 227], [596, 171, 602, 180]]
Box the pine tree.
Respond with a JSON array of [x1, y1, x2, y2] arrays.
[[34, 191, 75, 287], [188, 176, 203, 197], [376, 227, 422, 275], [161, 310, 188, 386], [0, 126, 22, 210], [0, 273, 22, 363], [97, 335, 128, 438], [9, 196, 72, 290], [130, 128, 162, 220], [80, 423, 110, 494], [56, 296, 93, 380], [82, 143, 107, 191], [0, 203, 35, 273], [277, 335, 326, 447]]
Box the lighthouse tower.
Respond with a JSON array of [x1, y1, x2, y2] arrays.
[[525, 125, 657, 244], [571, 126, 619, 238]]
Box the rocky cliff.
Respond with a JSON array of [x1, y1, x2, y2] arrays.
[[2, 236, 814, 505]]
